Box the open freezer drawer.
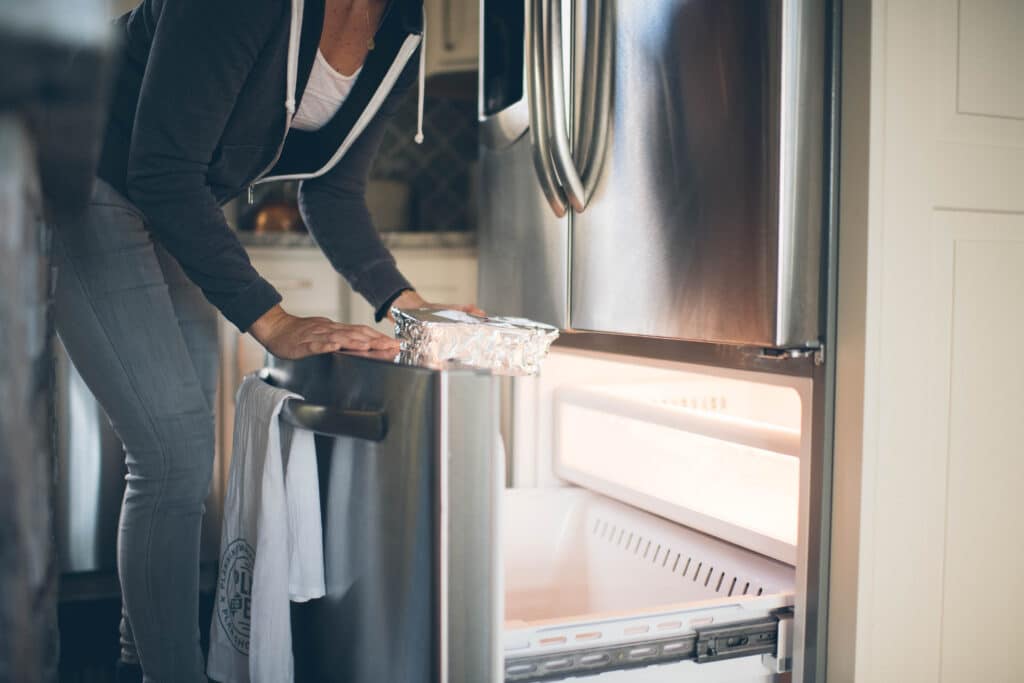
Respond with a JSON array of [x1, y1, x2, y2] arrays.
[[271, 351, 801, 683], [502, 488, 794, 682]]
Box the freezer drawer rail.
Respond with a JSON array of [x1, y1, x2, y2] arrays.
[[504, 610, 792, 682]]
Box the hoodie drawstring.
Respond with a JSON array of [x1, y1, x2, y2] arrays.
[[415, 10, 425, 144]]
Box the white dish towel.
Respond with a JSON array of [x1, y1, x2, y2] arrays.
[[208, 374, 325, 683]]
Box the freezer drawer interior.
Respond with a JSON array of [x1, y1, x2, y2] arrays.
[[502, 488, 794, 682]]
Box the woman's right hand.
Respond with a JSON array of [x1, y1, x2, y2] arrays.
[[248, 305, 400, 360]]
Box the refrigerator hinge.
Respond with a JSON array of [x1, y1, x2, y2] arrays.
[[757, 345, 825, 366], [694, 611, 787, 665]]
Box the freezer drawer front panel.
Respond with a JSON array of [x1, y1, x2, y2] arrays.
[[569, 0, 824, 347], [265, 353, 502, 683]]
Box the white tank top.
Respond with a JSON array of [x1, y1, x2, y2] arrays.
[[291, 50, 362, 132]]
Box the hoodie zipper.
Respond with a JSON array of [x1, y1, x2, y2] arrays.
[[248, 0, 305, 203]]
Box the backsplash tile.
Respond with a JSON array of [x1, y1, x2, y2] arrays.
[[371, 90, 478, 231], [246, 88, 478, 233]]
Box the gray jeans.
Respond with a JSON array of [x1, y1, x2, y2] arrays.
[[53, 179, 218, 682]]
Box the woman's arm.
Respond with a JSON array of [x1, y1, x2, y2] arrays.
[[124, 0, 282, 332]]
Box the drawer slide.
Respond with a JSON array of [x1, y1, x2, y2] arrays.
[[504, 609, 793, 682]]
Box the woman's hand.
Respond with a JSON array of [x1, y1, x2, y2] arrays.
[[389, 289, 486, 319], [249, 305, 400, 360]]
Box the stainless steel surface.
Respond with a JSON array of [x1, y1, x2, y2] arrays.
[[527, 0, 568, 216], [478, 123, 570, 327], [776, 0, 826, 348], [564, 0, 824, 347], [479, 98, 530, 150], [279, 399, 388, 441], [272, 352, 500, 683], [554, 332, 818, 378], [479, 0, 570, 327], [444, 372, 503, 683], [545, 0, 586, 212], [53, 339, 124, 575], [798, 2, 840, 680], [576, 0, 612, 203]]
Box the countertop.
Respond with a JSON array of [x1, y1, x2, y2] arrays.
[[237, 230, 477, 250]]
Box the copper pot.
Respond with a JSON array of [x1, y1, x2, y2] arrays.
[[247, 200, 304, 233]]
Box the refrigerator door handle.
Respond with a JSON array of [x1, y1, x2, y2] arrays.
[[578, 0, 612, 203], [527, 0, 568, 217], [546, 0, 587, 212], [280, 398, 388, 442]]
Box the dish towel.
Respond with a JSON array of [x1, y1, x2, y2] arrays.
[[208, 374, 325, 683]]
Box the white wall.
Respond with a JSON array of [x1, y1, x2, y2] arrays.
[[831, 1, 1024, 680]]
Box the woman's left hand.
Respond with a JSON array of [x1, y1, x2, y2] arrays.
[[389, 289, 486, 319]]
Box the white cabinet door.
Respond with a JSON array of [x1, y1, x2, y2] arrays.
[[831, 2, 1024, 681], [247, 246, 343, 319], [424, 0, 479, 76], [345, 247, 479, 333]]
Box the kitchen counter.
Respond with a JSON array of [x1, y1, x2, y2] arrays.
[[236, 230, 477, 250]]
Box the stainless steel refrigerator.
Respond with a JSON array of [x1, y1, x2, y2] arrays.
[[479, 0, 825, 349], [272, 2, 835, 682]]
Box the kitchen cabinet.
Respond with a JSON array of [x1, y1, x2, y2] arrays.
[[424, 0, 478, 76], [830, 1, 1024, 681], [345, 246, 478, 333]]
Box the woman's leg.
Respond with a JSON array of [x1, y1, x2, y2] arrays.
[[53, 180, 215, 683], [117, 238, 220, 678]]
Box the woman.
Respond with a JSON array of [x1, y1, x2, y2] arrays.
[[52, 0, 474, 680]]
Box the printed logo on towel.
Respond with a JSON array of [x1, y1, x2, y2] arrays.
[[217, 539, 255, 655]]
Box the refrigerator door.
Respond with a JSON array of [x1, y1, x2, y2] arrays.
[[478, 0, 570, 328], [266, 352, 502, 683], [569, 0, 825, 348]]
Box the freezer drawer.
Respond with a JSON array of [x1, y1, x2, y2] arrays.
[[272, 352, 795, 682], [267, 352, 503, 683], [502, 488, 793, 682]]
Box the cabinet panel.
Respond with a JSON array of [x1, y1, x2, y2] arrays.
[[346, 248, 479, 333], [938, 216, 1024, 683], [957, 0, 1024, 119], [840, 1, 1024, 680], [248, 247, 342, 319], [424, 0, 479, 75]]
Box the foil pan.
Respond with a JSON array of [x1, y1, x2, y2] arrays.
[[392, 308, 559, 375]]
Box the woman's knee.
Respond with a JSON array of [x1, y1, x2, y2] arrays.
[[124, 409, 215, 506]]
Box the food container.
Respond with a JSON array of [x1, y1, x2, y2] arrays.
[[393, 308, 559, 375]]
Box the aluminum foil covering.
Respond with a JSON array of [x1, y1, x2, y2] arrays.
[[393, 308, 559, 375]]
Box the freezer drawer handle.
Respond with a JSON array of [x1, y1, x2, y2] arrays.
[[280, 399, 388, 442]]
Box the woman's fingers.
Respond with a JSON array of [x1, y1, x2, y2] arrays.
[[318, 329, 398, 352], [368, 335, 400, 350]]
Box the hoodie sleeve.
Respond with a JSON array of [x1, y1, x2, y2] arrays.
[[297, 57, 419, 322], [125, 0, 283, 332]]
